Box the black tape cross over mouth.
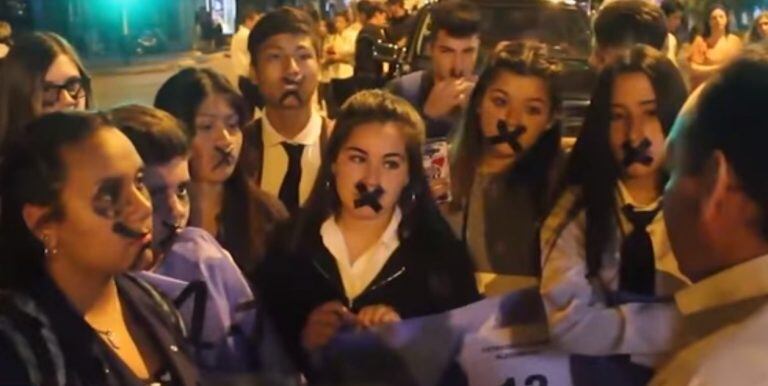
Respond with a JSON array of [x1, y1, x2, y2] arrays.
[[213, 146, 236, 170], [353, 182, 385, 213], [486, 120, 527, 153], [621, 138, 654, 168]]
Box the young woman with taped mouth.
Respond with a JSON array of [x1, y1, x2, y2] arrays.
[[258, 89, 480, 376], [0, 112, 199, 384], [442, 41, 565, 296], [154, 68, 288, 278], [0, 32, 92, 152], [539, 45, 690, 379]]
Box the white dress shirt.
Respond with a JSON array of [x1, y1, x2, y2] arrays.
[[260, 111, 323, 206], [230, 25, 251, 78], [320, 208, 402, 300], [540, 183, 690, 365], [651, 253, 768, 386], [322, 27, 358, 80]]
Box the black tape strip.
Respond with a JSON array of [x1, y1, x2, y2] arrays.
[[486, 120, 526, 153], [213, 146, 236, 170], [621, 138, 654, 167], [353, 182, 384, 213], [112, 222, 147, 239]]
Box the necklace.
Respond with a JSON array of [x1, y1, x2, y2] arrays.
[[94, 328, 121, 350]]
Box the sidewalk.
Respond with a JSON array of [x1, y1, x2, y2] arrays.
[[86, 50, 227, 76]]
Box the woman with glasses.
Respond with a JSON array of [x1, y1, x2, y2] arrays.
[[0, 32, 91, 151]]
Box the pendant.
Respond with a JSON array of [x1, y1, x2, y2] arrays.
[[97, 329, 121, 350]]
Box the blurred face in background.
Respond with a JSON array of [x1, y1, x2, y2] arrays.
[[709, 8, 728, 36], [189, 95, 243, 184], [666, 11, 683, 33], [41, 55, 86, 113], [430, 30, 480, 81]]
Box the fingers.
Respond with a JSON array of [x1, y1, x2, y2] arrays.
[[302, 301, 356, 351], [429, 178, 449, 199], [357, 304, 401, 328]]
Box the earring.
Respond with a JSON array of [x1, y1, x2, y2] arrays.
[[42, 234, 58, 257], [410, 191, 416, 205]]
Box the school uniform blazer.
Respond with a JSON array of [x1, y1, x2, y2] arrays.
[[258, 220, 480, 373], [0, 273, 199, 386], [539, 187, 690, 366]]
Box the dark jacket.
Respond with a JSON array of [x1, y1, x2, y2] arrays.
[[385, 70, 459, 139], [354, 23, 390, 90], [257, 216, 480, 373], [0, 273, 199, 386]]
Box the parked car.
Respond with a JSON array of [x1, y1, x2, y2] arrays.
[[388, 0, 597, 137]]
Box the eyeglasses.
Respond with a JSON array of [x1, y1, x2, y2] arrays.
[[42, 77, 86, 107]]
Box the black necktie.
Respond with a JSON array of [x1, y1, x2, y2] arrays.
[[619, 204, 661, 296], [279, 142, 304, 213]]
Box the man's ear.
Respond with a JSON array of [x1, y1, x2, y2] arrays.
[[21, 204, 54, 241], [700, 150, 730, 224]]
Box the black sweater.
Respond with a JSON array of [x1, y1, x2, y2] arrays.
[[258, 220, 480, 373]]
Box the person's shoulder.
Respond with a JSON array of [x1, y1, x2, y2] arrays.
[[385, 70, 426, 94], [168, 227, 232, 262]]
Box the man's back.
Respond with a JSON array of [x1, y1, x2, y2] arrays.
[[651, 254, 768, 385]]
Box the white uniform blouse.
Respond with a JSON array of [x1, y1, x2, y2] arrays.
[[540, 183, 690, 366]]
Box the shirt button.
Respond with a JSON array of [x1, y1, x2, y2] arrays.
[[170, 344, 179, 352]]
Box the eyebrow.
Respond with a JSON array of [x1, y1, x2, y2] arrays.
[[383, 153, 406, 160], [345, 146, 368, 155], [196, 113, 239, 120], [611, 99, 657, 108], [489, 89, 546, 104]]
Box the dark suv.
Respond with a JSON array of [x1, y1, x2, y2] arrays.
[[396, 0, 597, 136]]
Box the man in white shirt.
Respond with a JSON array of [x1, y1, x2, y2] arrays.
[[242, 8, 327, 214], [661, 0, 683, 66], [231, 8, 261, 112], [652, 46, 768, 385]]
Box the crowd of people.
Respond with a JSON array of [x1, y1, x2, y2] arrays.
[[0, 0, 768, 385]]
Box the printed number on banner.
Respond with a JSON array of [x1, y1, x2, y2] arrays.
[[501, 374, 548, 386]]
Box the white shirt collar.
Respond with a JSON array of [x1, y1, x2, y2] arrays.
[[320, 208, 403, 300], [262, 109, 323, 148], [676, 253, 768, 316], [616, 180, 662, 211]]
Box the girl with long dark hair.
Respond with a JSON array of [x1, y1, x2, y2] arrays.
[[540, 45, 690, 367], [259, 89, 479, 372], [154, 68, 287, 277], [446, 41, 564, 293]]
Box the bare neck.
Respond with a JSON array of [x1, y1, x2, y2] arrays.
[[337, 208, 395, 260], [190, 181, 225, 235], [265, 106, 313, 140], [47, 259, 117, 318], [621, 174, 662, 206]]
